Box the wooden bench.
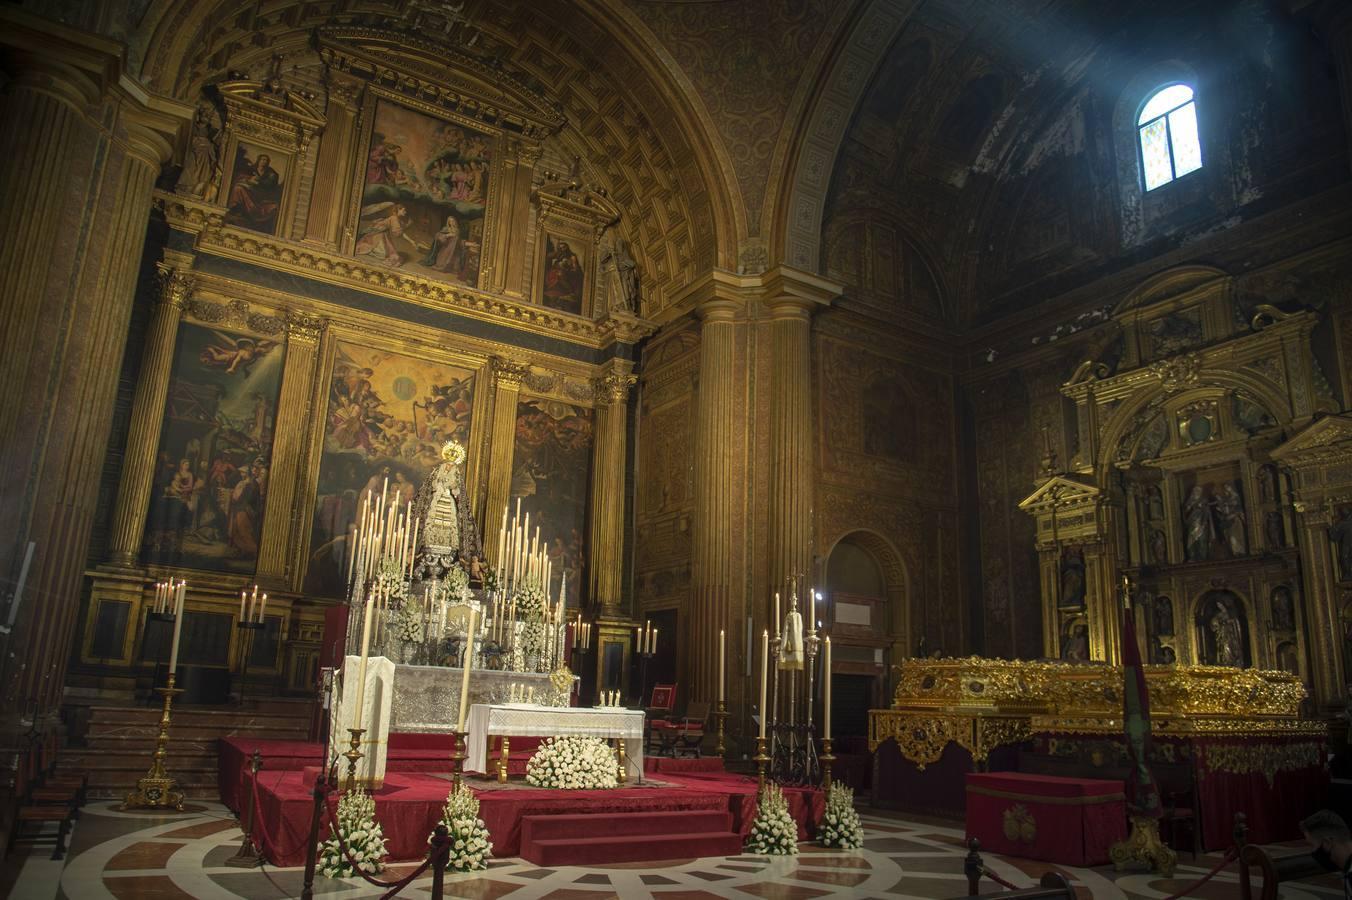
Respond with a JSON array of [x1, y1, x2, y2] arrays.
[[7, 742, 75, 860], [1233, 814, 1325, 900]]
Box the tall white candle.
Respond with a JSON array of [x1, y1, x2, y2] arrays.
[[719, 629, 726, 703], [259, 593, 268, 624], [456, 607, 478, 731], [759, 629, 769, 739], [823, 636, 832, 740], [353, 592, 375, 733], [810, 590, 817, 631], [774, 592, 781, 635], [168, 583, 185, 675], [239, 590, 246, 621]]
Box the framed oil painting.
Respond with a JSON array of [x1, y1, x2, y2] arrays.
[[509, 397, 594, 606], [537, 232, 589, 316], [222, 138, 293, 236], [352, 97, 495, 287], [303, 341, 478, 597], [141, 320, 285, 572]]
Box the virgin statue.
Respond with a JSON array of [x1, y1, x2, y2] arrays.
[[409, 440, 483, 596], [1209, 597, 1246, 667]]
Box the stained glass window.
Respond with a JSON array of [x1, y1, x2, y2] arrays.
[[1137, 84, 1202, 191]]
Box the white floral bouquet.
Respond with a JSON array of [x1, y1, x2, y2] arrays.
[[374, 556, 408, 599], [745, 783, 799, 855], [391, 600, 425, 644], [429, 783, 493, 871], [444, 564, 472, 603], [817, 782, 863, 849], [318, 789, 388, 878], [525, 735, 619, 790], [514, 578, 547, 619]]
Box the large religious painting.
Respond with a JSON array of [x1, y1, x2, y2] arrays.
[[303, 342, 477, 597], [354, 99, 493, 286], [509, 398, 594, 606], [539, 234, 587, 315], [141, 321, 285, 572], [223, 141, 290, 235]]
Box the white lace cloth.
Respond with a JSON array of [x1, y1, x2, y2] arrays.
[[465, 704, 646, 778]]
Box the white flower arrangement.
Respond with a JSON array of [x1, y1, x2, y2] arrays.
[[374, 556, 408, 599], [745, 783, 799, 855], [318, 789, 388, 878], [429, 783, 493, 872], [444, 564, 472, 602], [514, 578, 547, 619], [525, 735, 619, 790], [391, 599, 425, 644], [817, 782, 864, 850]]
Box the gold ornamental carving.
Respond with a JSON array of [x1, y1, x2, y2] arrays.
[[185, 297, 286, 336], [869, 712, 964, 770], [1148, 352, 1203, 393], [595, 372, 637, 406], [156, 266, 195, 310], [1201, 741, 1324, 786], [490, 357, 531, 389], [285, 311, 328, 345]]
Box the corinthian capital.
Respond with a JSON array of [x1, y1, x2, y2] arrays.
[[155, 265, 195, 310], [595, 371, 638, 406], [491, 356, 531, 389]]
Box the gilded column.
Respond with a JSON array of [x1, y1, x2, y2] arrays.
[[766, 295, 818, 594], [303, 68, 362, 248], [0, 10, 190, 725], [489, 139, 540, 297], [1295, 505, 1342, 710], [256, 313, 328, 585], [689, 299, 739, 703], [589, 362, 637, 616], [482, 357, 530, 563], [104, 264, 195, 568]]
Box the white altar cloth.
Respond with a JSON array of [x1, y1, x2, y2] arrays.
[[465, 704, 646, 780]]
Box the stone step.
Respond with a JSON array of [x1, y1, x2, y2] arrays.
[[84, 722, 310, 743]]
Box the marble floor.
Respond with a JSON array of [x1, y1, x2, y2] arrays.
[[0, 800, 1344, 899]]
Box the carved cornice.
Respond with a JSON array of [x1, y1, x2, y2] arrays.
[[184, 297, 286, 336], [218, 78, 325, 155], [155, 192, 224, 234], [490, 357, 531, 389], [285, 311, 328, 345], [596, 311, 658, 346]]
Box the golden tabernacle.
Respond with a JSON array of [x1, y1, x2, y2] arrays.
[[871, 656, 1317, 769]]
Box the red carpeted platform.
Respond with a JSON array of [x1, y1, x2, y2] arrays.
[[242, 763, 823, 866], [519, 809, 742, 865]]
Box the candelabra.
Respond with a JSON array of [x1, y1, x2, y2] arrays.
[[714, 700, 728, 757], [121, 673, 184, 811], [235, 619, 264, 707], [144, 610, 176, 707], [449, 730, 467, 791], [820, 737, 836, 789], [754, 735, 769, 796], [636, 644, 654, 707]]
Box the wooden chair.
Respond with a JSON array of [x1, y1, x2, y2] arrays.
[[672, 701, 710, 758], [644, 684, 679, 757]]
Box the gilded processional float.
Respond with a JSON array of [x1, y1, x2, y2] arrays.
[[328, 439, 579, 787]]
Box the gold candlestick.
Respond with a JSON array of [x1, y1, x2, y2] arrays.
[[344, 727, 366, 793], [754, 735, 770, 797], [820, 736, 836, 790], [714, 701, 728, 757], [121, 673, 185, 811], [450, 730, 467, 792]]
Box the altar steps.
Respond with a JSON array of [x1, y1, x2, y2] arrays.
[[519, 810, 743, 865], [59, 701, 313, 800]]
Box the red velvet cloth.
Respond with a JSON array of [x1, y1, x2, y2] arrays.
[[245, 769, 823, 865], [1194, 738, 1330, 849], [643, 757, 726, 774], [966, 772, 1127, 866]]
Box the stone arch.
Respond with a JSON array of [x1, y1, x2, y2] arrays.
[[822, 528, 910, 650], [769, 0, 916, 273]]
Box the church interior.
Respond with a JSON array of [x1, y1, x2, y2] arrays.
[[3, 0, 1352, 897]]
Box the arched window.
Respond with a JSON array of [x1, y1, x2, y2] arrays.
[[1137, 84, 1202, 191]]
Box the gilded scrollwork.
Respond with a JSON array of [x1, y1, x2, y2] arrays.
[[1199, 740, 1325, 787], [185, 297, 286, 335]]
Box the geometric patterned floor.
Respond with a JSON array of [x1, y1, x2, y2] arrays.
[[1, 800, 1346, 898]]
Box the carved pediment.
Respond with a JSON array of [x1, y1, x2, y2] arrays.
[[1018, 475, 1101, 512], [1271, 415, 1352, 466]]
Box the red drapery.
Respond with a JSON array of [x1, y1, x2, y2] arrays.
[[965, 772, 1127, 866]]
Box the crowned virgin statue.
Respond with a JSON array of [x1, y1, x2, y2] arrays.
[[409, 440, 483, 599]]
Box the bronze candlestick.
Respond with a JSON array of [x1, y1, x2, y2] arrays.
[[820, 736, 836, 790], [450, 729, 467, 791], [754, 735, 770, 796], [344, 727, 366, 793], [714, 701, 728, 757], [121, 672, 185, 811]]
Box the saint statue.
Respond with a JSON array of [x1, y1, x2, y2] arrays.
[[175, 103, 220, 200], [598, 228, 640, 314], [780, 592, 805, 671], [409, 440, 483, 596], [1208, 597, 1245, 667], [1215, 483, 1247, 557], [1183, 486, 1215, 561]]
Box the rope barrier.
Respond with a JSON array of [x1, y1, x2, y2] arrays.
[[1156, 848, 1237, 900], [246, 772, 313, 862], [979, 866, 1020, 891], [321, 792, 441, 893]]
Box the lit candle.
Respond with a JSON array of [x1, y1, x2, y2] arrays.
[[259, 593, 268, 624], [652, 627, 658, 653], [167, 582, 186, 676], [823, 636, 832, 741], [810, 590, 817, 631], [456, 607, 478, 731], [759, 629, 768, 739], [239, 590, 246, 621], [353, 591, 375, 733], [719, 629, 726, 703], [774, 592, 781, 635]]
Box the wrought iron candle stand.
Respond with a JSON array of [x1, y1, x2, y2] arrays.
[[768, 613, 821, 786], [235, 619, 264, 707], [121, 672, 185, 811]]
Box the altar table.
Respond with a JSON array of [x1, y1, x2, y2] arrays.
[[966, 771, 1126, 866], [466, 704, 645, 781]]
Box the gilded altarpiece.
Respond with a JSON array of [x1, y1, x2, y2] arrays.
[[1021, 268, 1337, 707]]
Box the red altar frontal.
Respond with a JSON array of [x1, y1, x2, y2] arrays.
[[966, 772, 1126, 865], [871, 658, 1328, 851]]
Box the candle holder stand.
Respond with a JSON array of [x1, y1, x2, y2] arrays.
[[226, 749, 266, 867], [235, 620, 265, 707], [754, 735, 770, 797], [121, 672, 185, 811], [450, 729, 467, 791], [344, 727, 366, 793], [714, 701, 728, 757], [636, 648, 654, 708], [820, 737, 836, 790], [144, 611, 176, 707]]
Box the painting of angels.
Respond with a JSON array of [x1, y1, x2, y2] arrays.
[[304, 342, 478, 597], [352, 99, 493, 286], [141, 321, 286, 572], [223, 142, 288, 235]]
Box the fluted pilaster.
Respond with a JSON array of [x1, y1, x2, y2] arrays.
[[766, 297, 818, 596], [589, 363, 636, 616], [105, 266, 194, 567], [256, 313, 329, 583], [689, 299, 739, 703], [303, 68, 362, 247], [483, 358, 531, 563]]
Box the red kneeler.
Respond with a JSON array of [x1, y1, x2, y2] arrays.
[[966, 772, 1127, 866]]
